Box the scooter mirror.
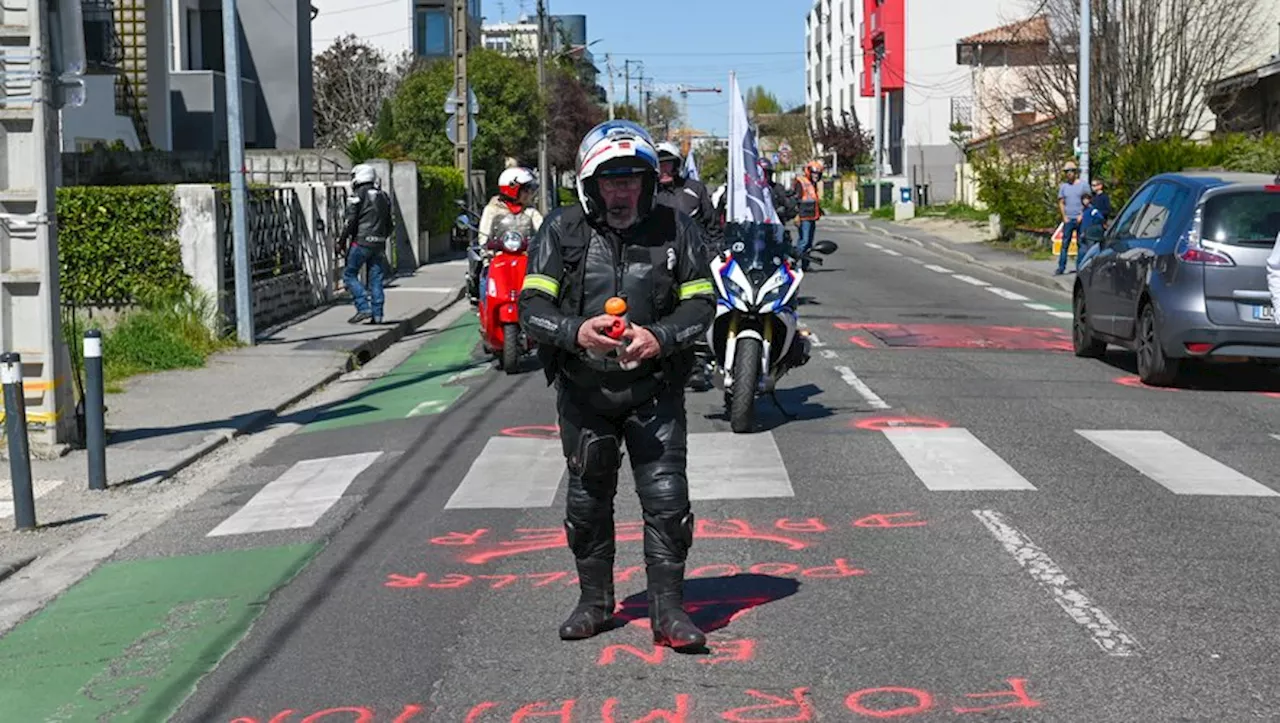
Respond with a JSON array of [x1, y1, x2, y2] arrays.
[[812, 240, 839, 255], [455, 214, 477, 232]]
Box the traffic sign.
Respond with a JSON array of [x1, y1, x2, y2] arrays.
[[446, 116, 478, 144], [444, 86, 479, 115]]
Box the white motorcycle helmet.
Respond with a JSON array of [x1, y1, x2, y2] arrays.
[[655, 141, 684, 176], [498, 166, 538, 200], [575, 120, 660, 221], [351, 163, 377, 186]]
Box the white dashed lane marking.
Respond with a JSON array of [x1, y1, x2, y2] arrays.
[[924, 264, 953, 274], [987, 287, 1031, 301]]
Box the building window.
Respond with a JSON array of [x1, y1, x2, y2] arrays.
[[416, 7, 452, 56]]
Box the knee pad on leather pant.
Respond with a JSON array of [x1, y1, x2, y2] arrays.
[[645, 510, 694, 561], [564, 517, 614, 559], [567, 429, 622, 480]]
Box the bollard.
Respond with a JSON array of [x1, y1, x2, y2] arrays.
[[2, 353, 36, 530], [84, 330, 107, 491]]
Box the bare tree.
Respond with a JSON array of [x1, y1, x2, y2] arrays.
[[313, 35, 407, 149], [1015, 0, 1265, 143]]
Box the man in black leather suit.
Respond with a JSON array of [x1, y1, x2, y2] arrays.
[[518, 120, 715, 649]]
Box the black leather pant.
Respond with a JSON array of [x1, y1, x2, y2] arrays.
[[556, 380, 693, 568]]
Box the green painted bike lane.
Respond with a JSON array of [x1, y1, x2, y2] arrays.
[[0, 544, 320, 722], [302, 314, 488, 433]]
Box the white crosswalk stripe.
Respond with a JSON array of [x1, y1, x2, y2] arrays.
[[208, 452, 383, 536], [440, 432, 796, 510], [883, 428, 1038, 491], [1079, 430, 1279, 496]]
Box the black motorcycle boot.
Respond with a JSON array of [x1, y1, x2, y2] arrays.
[[646, 561, 706, 649], [558, 557, 616, 640]]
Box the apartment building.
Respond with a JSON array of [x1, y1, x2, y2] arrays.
[[481, 13, 602, 96], [807, 0, 1018, 201], [60, 0, 314, 152], [310, 0, 481, 62]]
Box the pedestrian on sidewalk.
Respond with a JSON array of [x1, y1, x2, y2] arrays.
[[518, 120, 716, 650], [339, 164, 393, 324], [1076, 192, 1106, 270], [1054, 161, 1087, 276], [1090, 178, 1112, 223]]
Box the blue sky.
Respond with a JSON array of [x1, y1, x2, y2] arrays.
[[485, 0, 810, 136]]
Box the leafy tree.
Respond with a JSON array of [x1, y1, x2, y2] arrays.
[[646, 95, 682, 138], [548, 68, 606, 170], [313, 35, 413, 149], [746, 86, 783, 116], [612, 103, 644, 123], [390, 49, 542, 190], [813, 116, 873, 167], [697, 145, 729, 188]]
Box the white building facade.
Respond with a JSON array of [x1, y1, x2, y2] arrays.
[[806, 0, 1020, 202], [310, 0, 480, 61], [805, 0, 874, 142]]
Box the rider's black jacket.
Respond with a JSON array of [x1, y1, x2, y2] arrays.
[[519, 203, 715, 387], [341, 182, 393, 246], [770, 181, 798, 224], [656, 177, 719, 243]]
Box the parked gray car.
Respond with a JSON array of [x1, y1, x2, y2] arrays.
[[1072, 171, 1280, 386]]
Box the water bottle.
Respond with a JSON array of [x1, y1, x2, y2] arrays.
[[598, 296, 639, 370]]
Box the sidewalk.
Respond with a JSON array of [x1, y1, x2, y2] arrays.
[[834, 214, 1073, 295], [0, 259, 468, 573]]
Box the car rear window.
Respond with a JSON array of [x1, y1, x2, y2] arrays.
[[1202, 190, 1280, 245]]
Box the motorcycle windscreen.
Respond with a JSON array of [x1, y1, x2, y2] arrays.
[[723, 221, 792, 286]]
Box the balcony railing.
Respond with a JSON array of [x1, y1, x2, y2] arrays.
[[81, 0, 123, 69]]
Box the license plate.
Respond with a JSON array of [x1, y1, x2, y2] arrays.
[[1253, 305, 1274, 321]]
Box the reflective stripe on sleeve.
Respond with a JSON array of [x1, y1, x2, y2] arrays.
[[522, 274, 560, 297], [678, 279, 714, 299]]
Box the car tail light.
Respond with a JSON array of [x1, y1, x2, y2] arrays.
[[1264, 185, 1280, 192], [1178, 245, 1235, 266], [1184, 342, 1212, 354]]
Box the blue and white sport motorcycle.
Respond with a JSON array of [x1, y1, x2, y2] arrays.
[[707, 222, 837, 432]]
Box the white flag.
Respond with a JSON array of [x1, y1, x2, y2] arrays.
[[684, 145, 700, 182], [726, 71, 779, 225]]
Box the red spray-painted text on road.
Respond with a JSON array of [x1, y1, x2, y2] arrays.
[[384, 559, 868, 591], [429, 515, 925, 564], [229, 679, 1040, 721], [597, 639, 755, 666]]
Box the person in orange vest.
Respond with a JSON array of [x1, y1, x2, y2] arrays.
[[791, 160, 824, 270]]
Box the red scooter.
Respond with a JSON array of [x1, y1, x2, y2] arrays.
[[458, 208, 536, 373]]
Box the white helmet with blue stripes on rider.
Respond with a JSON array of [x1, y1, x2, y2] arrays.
[[575, 120, 660, 221]]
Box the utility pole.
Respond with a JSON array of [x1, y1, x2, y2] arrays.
[[624, 60, 631, 107], [1077, 0, 1091, 186], [453, 0, 472, 210], [222, 0, 253, 344], [0, 0, 78, 448], [872, 43, 884, 208], [606, 53, 616, 119], [536, 0, 549, 213]]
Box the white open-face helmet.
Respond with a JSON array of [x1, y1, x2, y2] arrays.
[[498, 166, 538, 199], [656, 141, 683, 175], [575, 120, 659, 220], [351, 164, 377, 185]]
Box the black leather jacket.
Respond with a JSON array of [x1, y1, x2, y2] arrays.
[[341, 182, 393, 246], [656, 177, 719, 243], [519, 203, 716, 387], [770, 181, 798, 224]]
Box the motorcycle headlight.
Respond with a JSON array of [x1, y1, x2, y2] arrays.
[[722, 277, 749, 305], [502, 231, 525, 253]]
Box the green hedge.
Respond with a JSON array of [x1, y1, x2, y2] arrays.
[[419, 165, 465, 237], [57, 185, 188, 306]]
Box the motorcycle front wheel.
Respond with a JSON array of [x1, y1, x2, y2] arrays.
[[502, 323, 520, 374], [729, 337, 761, 433]]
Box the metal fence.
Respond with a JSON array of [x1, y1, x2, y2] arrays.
[[218, 188, 306, 284]]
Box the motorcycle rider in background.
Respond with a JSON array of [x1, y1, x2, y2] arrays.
[[469, 167, 544, 306], [339, 163, 393, 325], [761, 158, 798, 226], [655, 142, 719, 391]]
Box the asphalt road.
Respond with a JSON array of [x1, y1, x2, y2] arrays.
[[18, 221, 1280, 722]]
